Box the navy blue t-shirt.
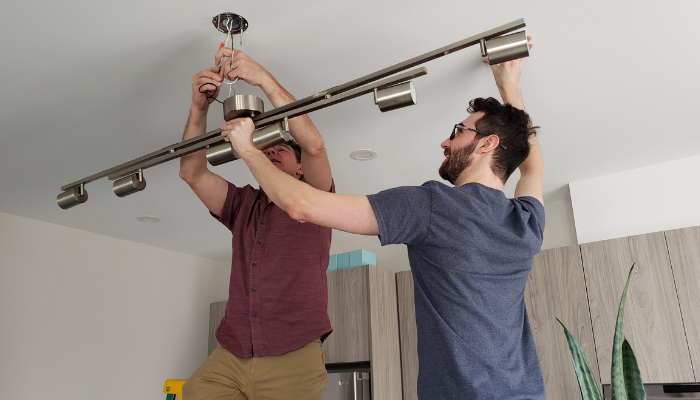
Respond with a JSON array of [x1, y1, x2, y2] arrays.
[[367, 181, 546, 400]]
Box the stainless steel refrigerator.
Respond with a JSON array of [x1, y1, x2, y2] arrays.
[[320, 371, 371, 400]]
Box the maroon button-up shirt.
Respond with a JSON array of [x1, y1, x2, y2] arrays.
[[212, 180, 333, 358]]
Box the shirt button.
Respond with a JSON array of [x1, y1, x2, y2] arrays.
[[260, 222, 265, 226], [253, 314, 257, 318], [257, 241, 261, 245], [252, 262, 257, 267], [252, 288, 257, 292]]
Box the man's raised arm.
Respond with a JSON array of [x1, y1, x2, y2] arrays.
[[220, 118, 380, 236], [179, 67, 229, 217], [217, 49, 332, 191], [487, 38, 544, 204]]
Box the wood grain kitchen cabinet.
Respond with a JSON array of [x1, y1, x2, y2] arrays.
[[209, 264, 402, 400], [325, 265, 402, 400], [665, 226, 700, 382], [524, 245, 600, 399], [580, 232, 694, 384], [396, 270, 418, 400]]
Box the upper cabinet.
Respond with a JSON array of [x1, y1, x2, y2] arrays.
[[525, 245, 600, 399], [665, 226, 700, 382], [580, 231, 694, 384]]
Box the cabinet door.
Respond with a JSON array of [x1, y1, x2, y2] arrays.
[[396, 270, 418, 400], [581, 232, 694, 384], [324, 266, 371, 363], [665, 226, 700, 382], [525, 246, 600, 399], [325, 265, 402, 400]]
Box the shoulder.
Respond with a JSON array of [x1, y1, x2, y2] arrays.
[[512, 196, 544, 215], [369, 181, 435, 201], [510, 196, 546, 232]]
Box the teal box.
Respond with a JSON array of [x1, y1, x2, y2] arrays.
[[336, 252, 351, 269], [327, 254, 337, 272], [349, 249, 376, 268]]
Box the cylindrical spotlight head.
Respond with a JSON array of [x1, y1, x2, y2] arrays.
[[206, 142, 240, 166], [57, 186, 88, 209], [484, 31, 529, 65], [113, 173, 146, 197], [252, 121, 292, 150], [223, 95, 264, 121], [375, 81, 417, 113], [207, 122, 292, 166]]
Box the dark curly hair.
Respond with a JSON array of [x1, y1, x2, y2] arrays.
[[467, 97, 538, 183]]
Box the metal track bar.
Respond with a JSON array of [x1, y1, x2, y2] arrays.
[[60, 18, 525, 191], [105, 67, 427, 180], [60, 131, 222, 191], [256, 18, 525, 121]]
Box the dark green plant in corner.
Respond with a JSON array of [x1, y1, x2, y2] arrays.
[[557, 264, 647, 400]]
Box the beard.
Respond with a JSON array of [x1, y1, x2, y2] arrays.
[[439, 138, 479, 185]]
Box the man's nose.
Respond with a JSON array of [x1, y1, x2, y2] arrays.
[[265, 148, 276, 156], [441, 138, 450, 149]]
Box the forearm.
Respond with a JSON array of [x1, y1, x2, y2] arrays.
[[498, 85, 525, 111], [514, 133, 545, 203], [519, 134, 544, 177], [499, 84, 542, 176], [238, 148, 312, 217], [259, 76, 324, 155], [239, 147, 379, 234], [179, 106, 210, 183]]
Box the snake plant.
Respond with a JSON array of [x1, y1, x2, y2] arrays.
[[558, 264, 646, 400]]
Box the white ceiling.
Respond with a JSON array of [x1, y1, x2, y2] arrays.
[[2, 0, 699, 271]]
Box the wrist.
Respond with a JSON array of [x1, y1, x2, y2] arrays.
[[237, 144, 261, 161], [497, 84, 521, 97], [260, 76, 292, 106], [190, 103, 210, 116], [257, 73, 278, 92]]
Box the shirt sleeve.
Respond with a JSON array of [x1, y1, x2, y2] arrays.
[[210, 181, 244, 231], [367, 184, 432, 246], [513, 196, 546, 242]]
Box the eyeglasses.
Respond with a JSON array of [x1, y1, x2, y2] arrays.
[[450, 124, 507, 150]]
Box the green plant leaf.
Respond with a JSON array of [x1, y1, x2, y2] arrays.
[[611, 263, 636, 400], [557, 318, 602, 400], [622, 339, 646, 400]]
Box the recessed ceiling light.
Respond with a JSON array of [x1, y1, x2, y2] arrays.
[[350, 149, 377, 161], [136, 216, 160, 223]]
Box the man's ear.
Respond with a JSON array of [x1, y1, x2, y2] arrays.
[[295, 163, 304, 179], [478, 135, 501, 154]]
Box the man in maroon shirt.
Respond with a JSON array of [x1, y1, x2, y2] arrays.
[[180, 49, 333, 399]]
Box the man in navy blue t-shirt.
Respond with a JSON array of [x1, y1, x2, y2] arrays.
[[223, 40, 545, 400]]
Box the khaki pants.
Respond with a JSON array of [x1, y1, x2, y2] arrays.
[[182, 338, 328, 400]]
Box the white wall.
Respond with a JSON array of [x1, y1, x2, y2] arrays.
[[569, 154, 700, 244], [541, 191, 578, 250], [0, 212, 230, 400]]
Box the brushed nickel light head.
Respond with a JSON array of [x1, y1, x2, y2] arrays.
[[482, 31, 529, 65], [374, 82, 417, 112], [207, 120, 292, 166], [112, 169, 146, 197], [56, 183, 88, 209]]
